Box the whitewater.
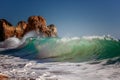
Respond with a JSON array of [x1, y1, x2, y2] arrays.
[[0, 32, 120, 80]]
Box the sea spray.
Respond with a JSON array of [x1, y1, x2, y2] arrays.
[[0, 37, 21, 50]]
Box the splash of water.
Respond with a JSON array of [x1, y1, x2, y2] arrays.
[[0, 35, 120, 62]]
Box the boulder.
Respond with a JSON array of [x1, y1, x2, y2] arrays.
[[0, 73, 9, 80]]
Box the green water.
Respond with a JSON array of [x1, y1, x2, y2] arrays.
[[1, 37, 120, 62]]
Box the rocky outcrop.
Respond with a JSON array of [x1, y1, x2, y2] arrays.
[[0, 16, 58, 41], [25, 16, 50, 37]]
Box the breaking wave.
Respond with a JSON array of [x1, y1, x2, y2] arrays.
[[0, 34, 120, 62]]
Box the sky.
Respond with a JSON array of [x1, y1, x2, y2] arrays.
[[0, 0, 120, 38]]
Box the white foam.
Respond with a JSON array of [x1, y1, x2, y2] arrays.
[[82, 35, 118, 41], [57, 35, 118, 43], [3, 37, 21, 49], [22, 31, 39, 42]]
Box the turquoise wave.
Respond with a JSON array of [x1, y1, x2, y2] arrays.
[[0, 37, 120, 62]]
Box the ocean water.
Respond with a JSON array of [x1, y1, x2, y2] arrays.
[[0, 34, 120, 62]]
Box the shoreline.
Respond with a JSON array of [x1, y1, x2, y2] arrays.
[[0, 54, 120, 80]]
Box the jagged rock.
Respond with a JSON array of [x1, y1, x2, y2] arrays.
[[15, 21, 27, 38], [26, 16, 50, 37], [0, 16, 58, 41]]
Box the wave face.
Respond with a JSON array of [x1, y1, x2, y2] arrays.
[[0, 36, 120, 62]]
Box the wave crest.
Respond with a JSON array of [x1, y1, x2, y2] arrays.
[[0, 35, 120, 62]]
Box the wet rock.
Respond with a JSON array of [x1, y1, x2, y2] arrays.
[[0, 73, 9, 80]]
